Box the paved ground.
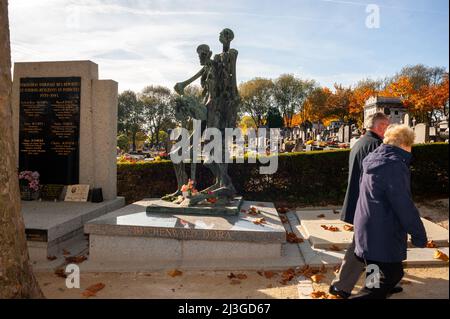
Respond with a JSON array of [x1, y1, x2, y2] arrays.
[[34, 198, 449, 299], [35, 266, 448, 299]]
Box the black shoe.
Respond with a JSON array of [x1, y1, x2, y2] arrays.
[[390, 285, 403, 294], [329, 285, 351, 299]]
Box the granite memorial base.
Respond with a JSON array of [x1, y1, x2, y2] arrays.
[[24, 197, 125, 261], [84, 199, 292, 270]]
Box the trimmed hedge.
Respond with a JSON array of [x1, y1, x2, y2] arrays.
[[117, 143, 449, 205]]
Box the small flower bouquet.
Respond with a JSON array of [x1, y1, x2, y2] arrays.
[[19, 170, 40, 200], [180, 179, 198, 198]]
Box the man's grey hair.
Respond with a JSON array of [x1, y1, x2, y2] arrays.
[[365, 112, 389, 129]]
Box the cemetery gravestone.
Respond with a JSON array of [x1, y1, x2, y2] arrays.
[[12, 61, 118, 200], [414, 123, 429, 144]]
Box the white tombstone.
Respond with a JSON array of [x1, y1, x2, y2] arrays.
[[414, 123, 429, 144]]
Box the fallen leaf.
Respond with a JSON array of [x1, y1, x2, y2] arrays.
[[280, 268, 295, 283], [332, 209, 340, 214], [343, 225, 354, 232], [327, 294, 342, 299], [310, 274, 324, 283], [47, 255, 57, 261], [329, 245, 341, 251], [65, 255, 87, 264], [230, 279, 241, 285], [280, 215, 289, 224], [296, 265, 311, 277], [263, 271, 276, 279], [167, 269, 183, 277], [310, 291, 328, 299], [236, 273, 248, 280], [423, 216, 433, 221], [253, 217, 267, 225], [426, 240, 437, 248], [54, 268, 67, 278], [317, 214, 325, 218], [247, 206, 261, 216], [321, 225, 339, 232], [286, 232, 304, 243], [434, 250, 449, 262], [227, 273, 236, 279], [62, 249, 71, 256], [257, 271, 263, 276], [82, 283, 105, 298]]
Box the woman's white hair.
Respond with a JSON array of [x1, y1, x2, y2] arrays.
[[383, 124, 415, 147]]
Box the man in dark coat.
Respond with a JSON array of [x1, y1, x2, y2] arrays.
[[329, 112, 390, 298], [352, 125, 427, 299]]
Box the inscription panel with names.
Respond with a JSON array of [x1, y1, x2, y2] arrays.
[[19, 77, 81, 185]]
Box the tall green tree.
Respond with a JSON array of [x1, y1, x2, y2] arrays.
[[273, 74, 315, 128], [140, 85, 175, 148], [118, 90, 144, 152], [239, 78, 274, 128]]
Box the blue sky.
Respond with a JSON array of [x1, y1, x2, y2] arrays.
[[9, 0, 449, 92]]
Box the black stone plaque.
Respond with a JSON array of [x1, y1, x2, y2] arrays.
[[19, 77, 81, 185], [40, 184, 65, 201]]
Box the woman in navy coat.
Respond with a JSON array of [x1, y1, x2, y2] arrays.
[[353, 124, 427, 299]]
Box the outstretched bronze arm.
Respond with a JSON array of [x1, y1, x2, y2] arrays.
[[174, 66, 206, 95]]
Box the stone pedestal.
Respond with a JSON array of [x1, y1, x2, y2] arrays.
[[84, 199, 287, 268], [12, 60, 118, 200], [23, 198, 125, 261]]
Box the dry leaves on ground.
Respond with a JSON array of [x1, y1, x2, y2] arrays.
[[64, 255, 87, 264], [332, 209, 340, 215], [310, 274, 324, 283], [434, 250, 449, 262], [286, 232, 304, 243], [317, 214, 325, 218], [228, 273, 247, 280], [237, 273, 247, 280], [279, 268, 296, 285], [253, 218, 267, 225], [62, 249, 71, 256], [263, 271, 276, 279], [167, 269, 183, 277], [81, 283, 105, 298], [54, 268, 67, 278], [426, 240, 437, 248], [310, 291, 328, 299], [321, 225, 340, 232], [329, 245, 342, 251], [247, 206, 261, 216], [343, 225, 354, 232], [311, 291, 341, 299]]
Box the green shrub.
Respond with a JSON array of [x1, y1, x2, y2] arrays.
[[117, 143, 449, 205]]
